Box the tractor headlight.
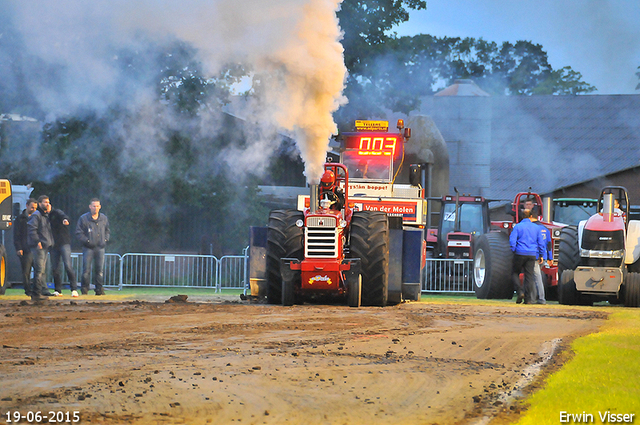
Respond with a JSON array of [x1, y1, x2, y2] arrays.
[[553, 229, 561, 237], [340, 219, 347, 228], [296, 219, 304, 228]]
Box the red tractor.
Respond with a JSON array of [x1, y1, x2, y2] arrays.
[[265, 162, 390, 307], [428, 189, 491, 260], [472, 190, 564, 299], [557, 186, 640, 306]]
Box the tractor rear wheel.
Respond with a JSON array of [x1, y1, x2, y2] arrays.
[[624, 272, 640, 307], [557, 226, 580, 279], [349, 211, 389, 307], [266, 210, 304, 304], [472, 232, 513, 299], [0, 246, 7, 296]]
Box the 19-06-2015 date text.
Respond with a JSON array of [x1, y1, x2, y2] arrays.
[[4, 411, 80, 423]]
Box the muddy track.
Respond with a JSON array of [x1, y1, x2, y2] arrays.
[[0, 298, 605, 424]]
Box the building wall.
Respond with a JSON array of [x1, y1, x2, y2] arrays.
[[418, 96, 492, 196]]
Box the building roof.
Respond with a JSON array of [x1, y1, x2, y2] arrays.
[[434, 79, 490, 97], [488, 95, 640, 201]]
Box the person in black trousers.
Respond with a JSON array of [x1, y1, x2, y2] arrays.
[[49, 206, 79, 297], [13, 198, 37, 296]]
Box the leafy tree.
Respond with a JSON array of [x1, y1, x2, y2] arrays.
[[336, 0, 426, 125], [337, 34, 596, 119]]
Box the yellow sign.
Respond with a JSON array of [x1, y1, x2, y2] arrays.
[[0, 179, 11, 205], [309, 275, 332, 286], [355, 120, 388, 132]]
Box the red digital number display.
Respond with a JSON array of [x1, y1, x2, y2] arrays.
[[344, 134, 400, 158]]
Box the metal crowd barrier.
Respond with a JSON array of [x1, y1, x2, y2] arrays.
[[423, 258, 474, 293], [119, 253, 218, 289], [45, 249, 251, 292], [46, 253, 122, 288], [216, 249, 248, 292]]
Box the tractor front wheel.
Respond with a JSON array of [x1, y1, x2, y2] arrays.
[[347, 275, 362, 308], [558, 270, 577, 305], [0, 246, 7, 296], [349, 211, 389, 307], [266, 210, 303, 304]]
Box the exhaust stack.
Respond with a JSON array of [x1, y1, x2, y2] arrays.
[[602, 193, 614, 222], [310, 184, 319, 213], [542, 197, 553, 222]]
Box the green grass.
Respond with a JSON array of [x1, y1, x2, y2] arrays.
[[517, 309, 640, 424]]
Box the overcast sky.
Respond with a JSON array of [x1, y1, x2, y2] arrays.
[[395, 0, 640, 94]]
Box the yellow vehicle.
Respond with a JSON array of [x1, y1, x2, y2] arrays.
[[0, 179, 13, 295]]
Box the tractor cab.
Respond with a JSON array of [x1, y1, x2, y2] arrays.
[[434, 190, 490, 259]]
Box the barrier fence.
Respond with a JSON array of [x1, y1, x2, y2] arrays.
[[423, 258, 475, 293], [46, 249, 249, 292], [46, 250, 474, 294]]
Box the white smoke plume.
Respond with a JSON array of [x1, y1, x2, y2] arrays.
[[7, 0, 347, 184]]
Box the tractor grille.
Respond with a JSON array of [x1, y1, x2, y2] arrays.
[[305, 227, 339, 258], [552, 238, 560, 266], [306, 216, 336, 227]]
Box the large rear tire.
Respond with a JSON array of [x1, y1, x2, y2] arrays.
[[624, 272, 640, 307], [0, 245, 7, 296], [349, 211, 389, 307], [472, 232, 513, 299], [266, 210, 303, 304], [557, 226, 580, 280]]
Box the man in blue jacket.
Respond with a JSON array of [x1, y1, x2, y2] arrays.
[[75, 198, 110, 295], [509, 208, 546, 304]]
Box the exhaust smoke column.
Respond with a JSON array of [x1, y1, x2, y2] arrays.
[[259, 0, 348, 184], [8, 0, 348, 184]]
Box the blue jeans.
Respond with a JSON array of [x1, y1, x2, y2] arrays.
[[51, 244, 78, 292], [30, 247, 49, 296], [81, 246, 105, 293]]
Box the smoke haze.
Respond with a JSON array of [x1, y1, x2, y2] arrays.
[[4, 0, 347, 183]]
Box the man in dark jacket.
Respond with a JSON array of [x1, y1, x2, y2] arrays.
[[75, 198, 110, 295], [27, 195, 55, 301], [509, 208, 546, 304], [49, 206, 79, 297], [13, 198, 37, 296]]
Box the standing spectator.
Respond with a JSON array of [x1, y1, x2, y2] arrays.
[[525, 200, 553, 305], [13, 198, 37, 296], [49, 206, 79, 297], [75, 198, 110, 295], [27, 195, 55, 301], [509, 208, 546, 304]]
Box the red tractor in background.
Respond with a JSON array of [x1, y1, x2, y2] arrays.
[[471, 190, 564, 299], [427, 188, 491, 260], [557, 186, 640, 307], [266, 162, 390, 307]]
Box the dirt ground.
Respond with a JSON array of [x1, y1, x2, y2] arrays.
[[0, 295, 606, 425]]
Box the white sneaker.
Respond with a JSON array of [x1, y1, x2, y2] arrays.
[[71, 290, 79, 298], [53, 291, 63, 297]]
